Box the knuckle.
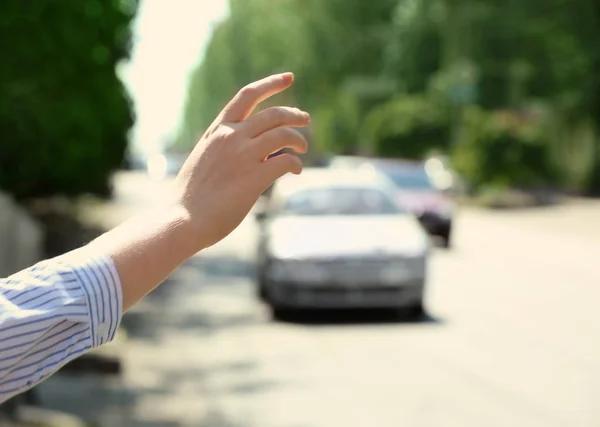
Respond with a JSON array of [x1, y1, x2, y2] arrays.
[[285, 155, 302, 173], [214, 123, 236, 140], [238, 84, 257, 99], [286, 154, 299, 167], [269, 107, 286, 122], [277, 153, 294, 167], [291, 110, 307, 125], [273, 126, 290, 139], [291, 107, 304, 118], [288, 128, 305, 142], [264, 128, 291, 148]]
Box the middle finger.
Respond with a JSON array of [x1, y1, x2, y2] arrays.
[[242, 106, 310, 138]]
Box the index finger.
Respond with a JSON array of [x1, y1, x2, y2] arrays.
[[219, 73, 294, 123]]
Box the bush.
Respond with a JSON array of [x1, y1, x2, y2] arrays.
[[0, 0, 137, 200], [362, 95, 451, 159], [452, 107, 559, 191]]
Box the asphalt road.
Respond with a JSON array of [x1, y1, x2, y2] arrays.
[[39, 172, 600, 427]]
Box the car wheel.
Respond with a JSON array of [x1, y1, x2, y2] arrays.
[[409, 302, 425, 318], [440, 227, 452, 248], [256, 279, 268, 302], [255, 252, 269, 301], [397, 301, 425, 320], [271, 306, 291, 321]]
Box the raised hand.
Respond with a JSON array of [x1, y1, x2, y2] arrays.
[[176, 72, 310, 249]]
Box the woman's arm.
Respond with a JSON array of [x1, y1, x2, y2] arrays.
[[0, 72, 309, 402]]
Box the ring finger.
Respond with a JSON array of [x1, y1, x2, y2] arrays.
[[252, 126, 308, 161]]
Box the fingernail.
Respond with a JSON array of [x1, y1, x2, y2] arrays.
[[281, 72, 294, 82]]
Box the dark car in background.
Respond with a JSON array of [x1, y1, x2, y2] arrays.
[[329, 156, 456, 248]]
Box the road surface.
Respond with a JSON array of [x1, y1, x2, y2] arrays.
[[39, 172, 600, 427]]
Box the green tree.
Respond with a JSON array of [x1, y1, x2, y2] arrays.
[[0, 0, 138, 199], [178, 0, 600, 194], [177, 0, 398, 156], [383, 0, 443, 94], [362, 95, 451, 159], [176, 0, 307, 149]]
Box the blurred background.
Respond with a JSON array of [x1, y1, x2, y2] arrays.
[[1, 0, 599, 426]]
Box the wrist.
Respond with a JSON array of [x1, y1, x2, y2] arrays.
[[156, 204, 202, 259], [90, 204, 200, 264], [88, 204, 202, 311]]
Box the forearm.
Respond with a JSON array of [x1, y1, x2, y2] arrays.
[[0, 205, 197, 402], [84, 205, 199, 312], [0, 73, 307, 403]]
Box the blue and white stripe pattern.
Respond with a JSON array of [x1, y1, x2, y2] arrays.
[[0, 252, 123, 403]]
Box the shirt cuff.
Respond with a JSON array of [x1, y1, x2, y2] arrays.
[[54, 252, 124, 347]]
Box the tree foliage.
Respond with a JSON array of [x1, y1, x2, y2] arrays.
[[0, 0, 138, 199], [453, 107, 558, 189], [178, 0, 600, 194]]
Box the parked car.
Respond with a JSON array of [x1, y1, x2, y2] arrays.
[[329, 157, 456, 247], [254, 168, 430, 319]]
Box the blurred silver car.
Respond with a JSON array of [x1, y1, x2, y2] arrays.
[[254, 168, 430, 319]]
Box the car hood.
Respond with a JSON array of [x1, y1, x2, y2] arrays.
[[266, 215, 429, 259]]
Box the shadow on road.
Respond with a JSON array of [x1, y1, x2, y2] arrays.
[[35, 376, 139, 426], [39, 355, 269, 426], [196, 409, 258, 427], [114, 253, 445, 426], [121, 307, 259, 342], [121, 255, 259, 342], [274, 308, 445, 327]]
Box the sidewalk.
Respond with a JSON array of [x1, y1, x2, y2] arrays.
[[30, 172, 260, 426]]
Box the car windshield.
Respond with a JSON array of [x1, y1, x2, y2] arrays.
[[281, 187, 402, 216], [383, 168, 434, 190]]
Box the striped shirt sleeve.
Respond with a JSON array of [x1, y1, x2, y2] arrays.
[[0, 252, 123, 403]]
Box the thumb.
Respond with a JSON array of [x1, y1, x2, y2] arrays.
[[262, 153, 303, 186]]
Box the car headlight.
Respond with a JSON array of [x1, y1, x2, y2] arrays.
[[379, 264, 409, 283], [379, 256, 426, 283], [407, 255, 427, 272]]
